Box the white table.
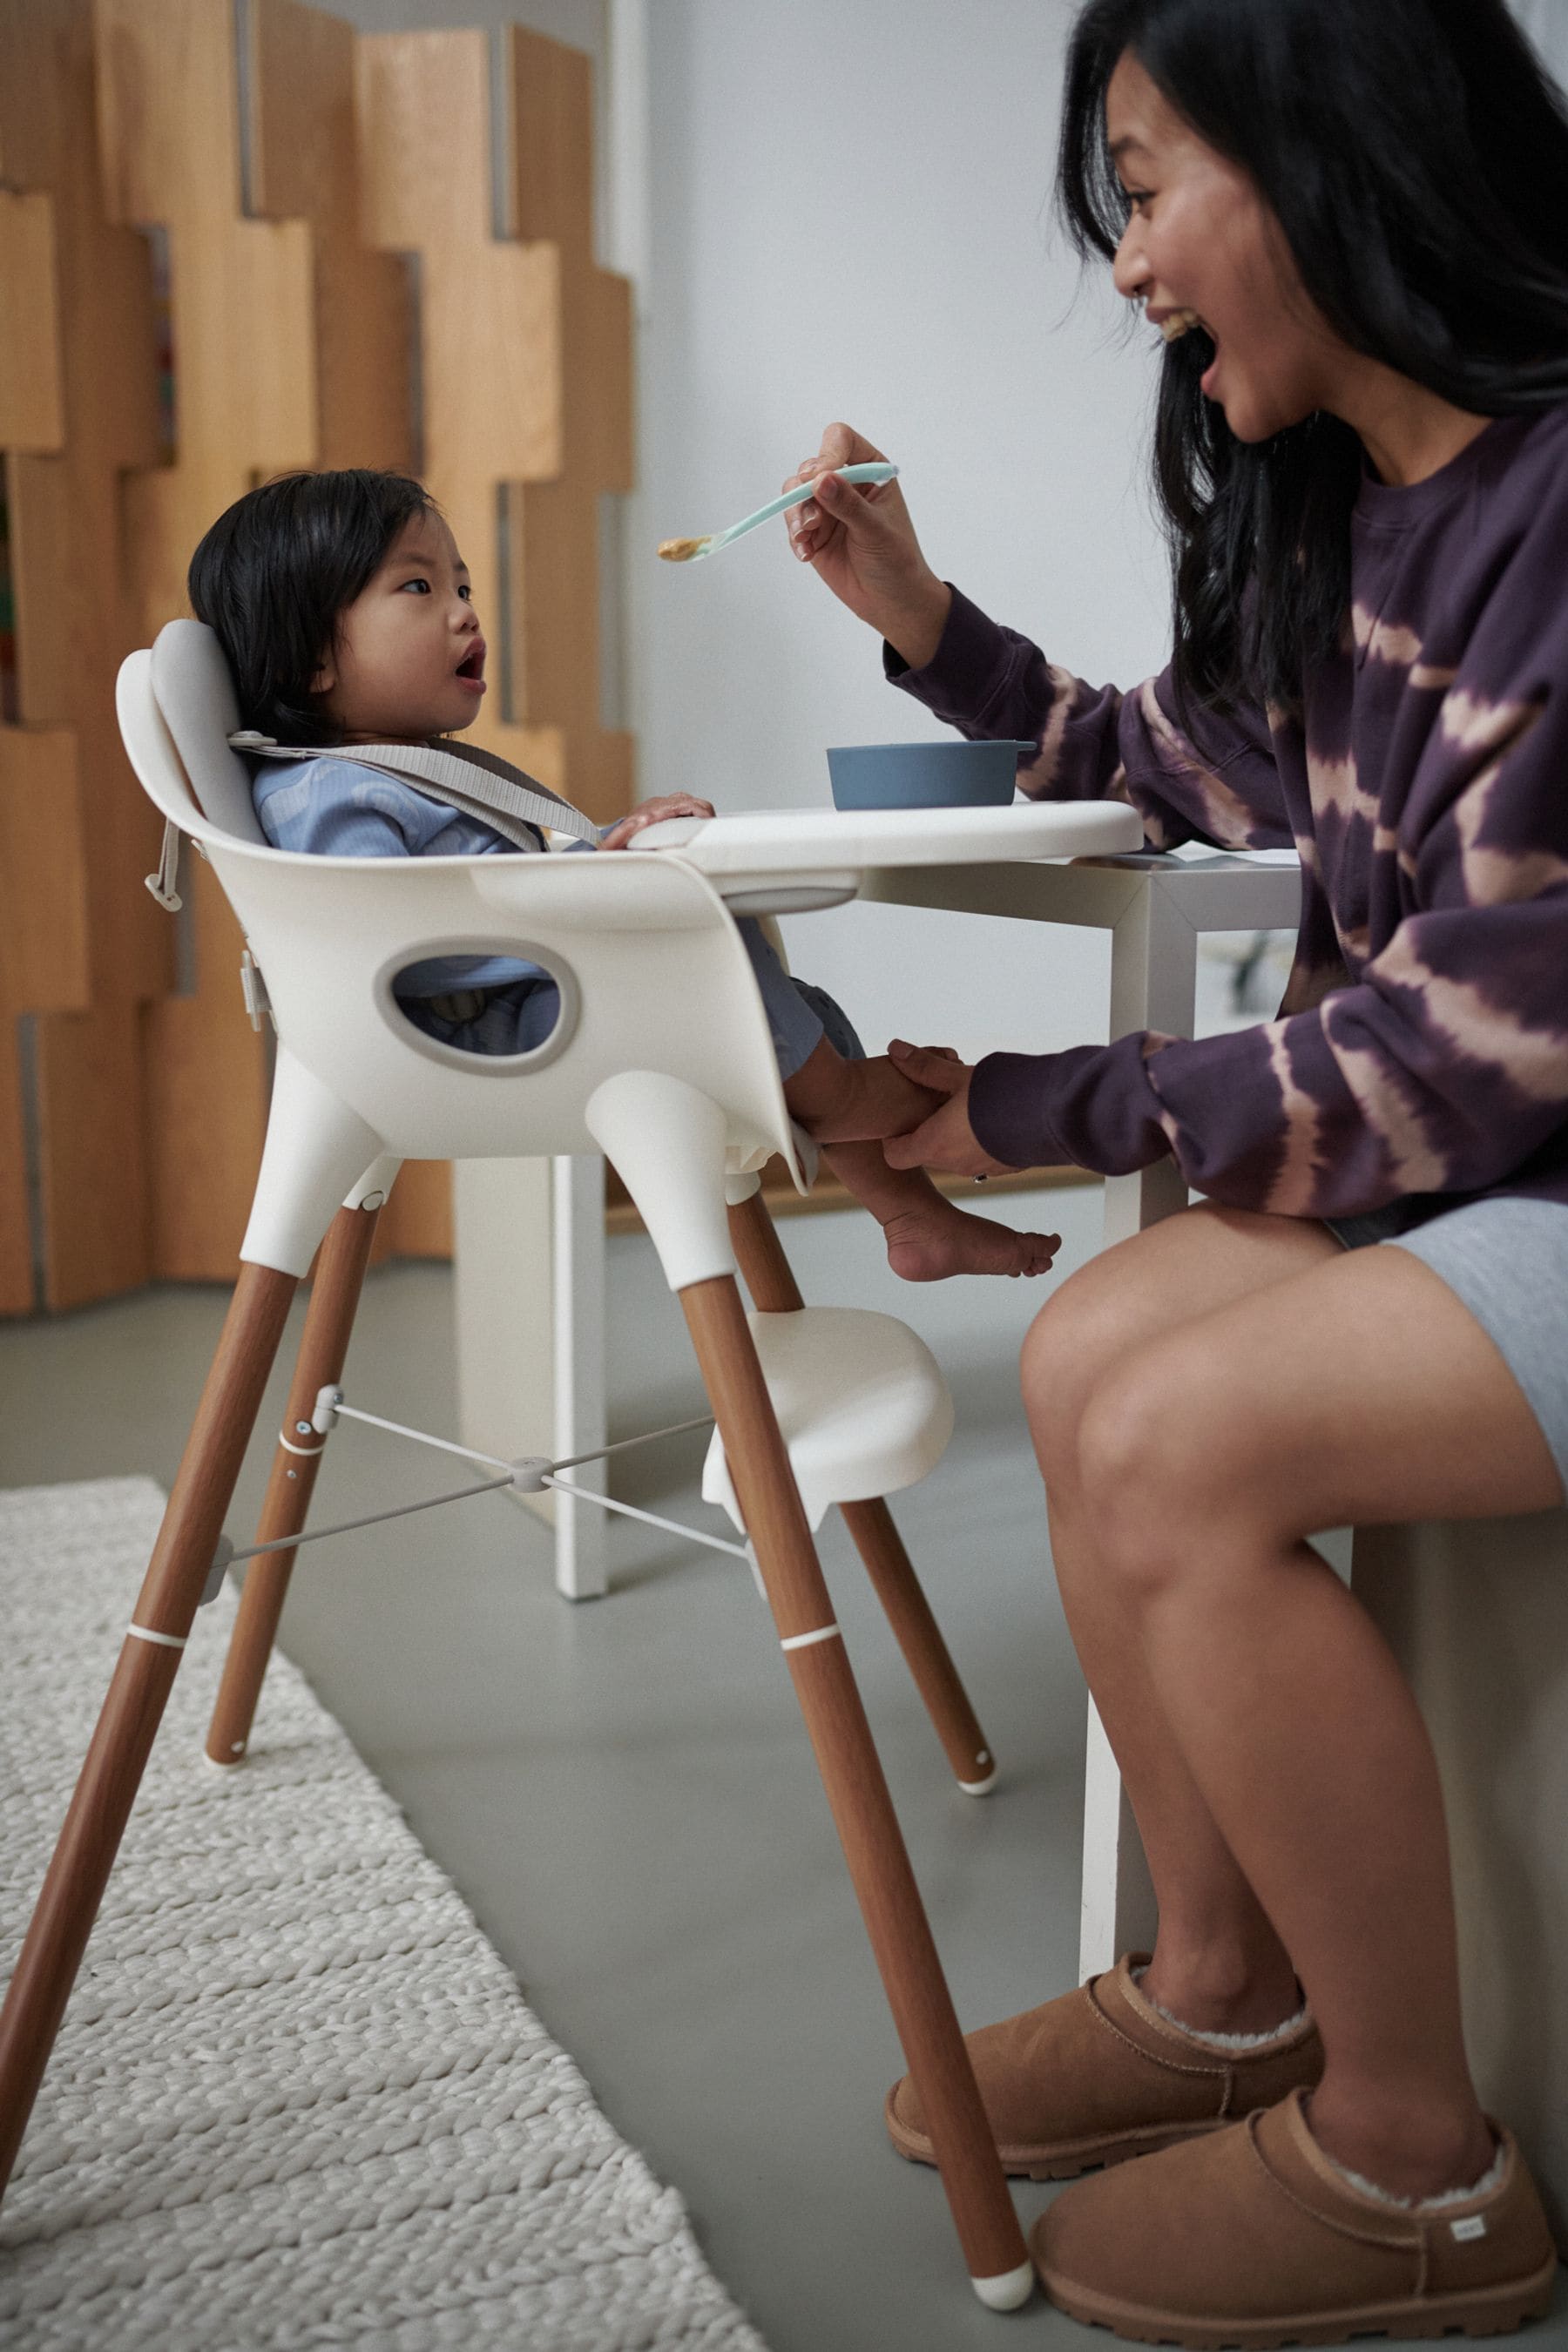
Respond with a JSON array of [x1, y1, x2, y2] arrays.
[[450, 801, 1302, 1984]]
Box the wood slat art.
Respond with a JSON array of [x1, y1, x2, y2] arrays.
[[0, 1, 632, 1307], [0, 0, 162, 1312], [507, 30, 635, 825]]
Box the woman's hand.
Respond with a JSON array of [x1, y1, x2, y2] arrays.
[[781, 422, 952, 669], [598, 792, 715, 851], [880, 1040, 1015, 1179]]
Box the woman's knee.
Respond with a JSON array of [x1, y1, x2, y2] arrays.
[[1074, 1344, 1244, 1600], [1020, 1260, 1142, 1482]]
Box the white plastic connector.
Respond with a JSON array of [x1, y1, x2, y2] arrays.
[[202, 1536, 235, 1606], [510, 1456, 552, 1493], [971, 2259, 1035, 2310], [240, 947, 273, 1033], [312, 1384, 342, 1435]]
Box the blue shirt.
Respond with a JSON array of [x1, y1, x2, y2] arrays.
[[251, 754, 552, 994]]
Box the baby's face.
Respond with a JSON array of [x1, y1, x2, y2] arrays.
[[313, 511, 487, 740]]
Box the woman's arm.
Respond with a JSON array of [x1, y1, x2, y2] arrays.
[[957, 670, 1568, 1219], [787, 422, 1291, 853]]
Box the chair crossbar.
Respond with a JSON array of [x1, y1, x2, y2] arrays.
[[543, 1471, 756, 1567], [221, 1474, 516, 1567], [212, 1399, 742, 1583]]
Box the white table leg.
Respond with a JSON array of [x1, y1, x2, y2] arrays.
[[1100, 873, 1198, 1247], [1079, 876, 1200, 1977], [452, 1155, 608, 1600]]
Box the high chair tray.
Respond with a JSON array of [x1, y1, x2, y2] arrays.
[[633, 799, 1146, 913], [635, 798, 1144, 874]]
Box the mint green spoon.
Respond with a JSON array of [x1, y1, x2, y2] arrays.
[[657, 461, 899, 564]]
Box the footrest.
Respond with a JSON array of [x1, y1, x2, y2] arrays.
[[702, 1306, 954, 1532]]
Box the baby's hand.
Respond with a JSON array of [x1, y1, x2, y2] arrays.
[[598, 793, 715, 851]]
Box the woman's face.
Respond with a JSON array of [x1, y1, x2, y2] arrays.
[[313, 510, 488, 742], [1105, 51, 1339, 443]]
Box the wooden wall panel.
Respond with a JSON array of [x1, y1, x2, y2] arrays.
[[0, 0, 162, 1310], [508, 30, 635, 826], [92, 0, 318, 1280], [247, 0, 413, 475], [0, 2, 633, 1304], [0, 192, 64, 449], [356, 30, 564, 798]]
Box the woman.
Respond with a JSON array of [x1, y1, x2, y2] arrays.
[[784, 0, 1566, 2337]]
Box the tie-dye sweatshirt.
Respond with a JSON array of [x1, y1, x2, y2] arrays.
[[888, 406, 1568, 1229]]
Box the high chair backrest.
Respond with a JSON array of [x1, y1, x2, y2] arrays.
[[118, 625, 806, 1280], [146, 619, 269, 844]]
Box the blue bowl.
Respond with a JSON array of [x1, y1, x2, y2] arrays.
[[826, 738, 1033, 810]]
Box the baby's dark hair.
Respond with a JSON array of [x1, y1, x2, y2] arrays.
[[187, 469, 435, 745]]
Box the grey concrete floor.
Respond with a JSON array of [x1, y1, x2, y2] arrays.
[[3, 1182, 1565, 2351]]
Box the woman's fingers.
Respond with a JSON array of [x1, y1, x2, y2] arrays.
[[784, 423, 893, 555], [888, 1039, 970, 1092], [819, 420, 885, 470]]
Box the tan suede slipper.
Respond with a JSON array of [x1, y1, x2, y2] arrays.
[[885, 1952, 1322, 2180], [1033, 2085, 1559, 2348]]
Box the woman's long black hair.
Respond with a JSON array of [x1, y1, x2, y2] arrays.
[[188, 470, 433, 744], [1058, 0, 1568, 714]]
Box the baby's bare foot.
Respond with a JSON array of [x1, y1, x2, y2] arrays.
[[881, 1195, 1060, 1282]]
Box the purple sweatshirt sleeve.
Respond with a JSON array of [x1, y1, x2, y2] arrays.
[[886, 585, 1294, 851], [969, 591, 1568, 1215]]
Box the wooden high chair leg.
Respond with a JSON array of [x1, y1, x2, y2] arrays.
[[679, 1274, 1031, 2305], [727, 1193, 996, 1791], [0, 1262, 297, 2207], [206, 1201, 382, 1767], [836, 1498, 995, 1791]]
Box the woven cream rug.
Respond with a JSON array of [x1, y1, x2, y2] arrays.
[[0, 1477, 768, 2351]]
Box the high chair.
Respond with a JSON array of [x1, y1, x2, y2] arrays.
[[0, 621, 1033, 2308]]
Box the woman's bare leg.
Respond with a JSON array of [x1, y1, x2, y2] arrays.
[[1075, 1238, 1562, 2197], [1023, 1204, 1341, 2030]]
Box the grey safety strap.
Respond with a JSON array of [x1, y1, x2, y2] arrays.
[[229, 731, 602, 850]]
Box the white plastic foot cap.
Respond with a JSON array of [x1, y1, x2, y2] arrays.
[[958, 1767, 999, 1796], [971, 2258, 1035, 2311]]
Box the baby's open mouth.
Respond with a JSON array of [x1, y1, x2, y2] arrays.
[[456, 644, 485, 680]]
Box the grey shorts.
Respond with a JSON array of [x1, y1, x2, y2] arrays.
[[1323, 1195, 1568, 1500]]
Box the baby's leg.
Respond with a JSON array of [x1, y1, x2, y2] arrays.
[[781, 1031, 946, 1143], [821, 1140, 1060, 1283], [740, 924, 1058, 1281], [739, 923, 943, 1140]]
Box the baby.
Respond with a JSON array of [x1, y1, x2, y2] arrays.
[[187, 470, 1058, 1282]]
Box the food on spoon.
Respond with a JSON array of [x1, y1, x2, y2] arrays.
[[658, 536, 710, 563], [1160, 308, 1204, 341]]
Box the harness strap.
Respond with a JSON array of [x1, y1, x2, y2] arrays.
[[229, 731, 602, 850]]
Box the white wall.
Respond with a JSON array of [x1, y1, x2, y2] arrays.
[[1509, 0, 1568, 77], [627, 0, 1172, 1062]]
